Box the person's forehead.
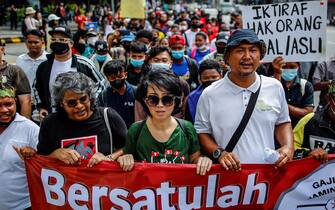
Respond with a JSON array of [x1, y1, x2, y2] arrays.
[[153, 51, 171, 59], [0, 96, 15, 103], [63, 90, 87, 98], [170, 43, 184, 48], [26, 34, 42, 41], [201, 68, 220, 76], [138, 37, 150, 44], [52, 33, 68, 39]]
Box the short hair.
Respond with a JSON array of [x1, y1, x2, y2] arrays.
[[25, 29, 43, 39], [136, 30, 153, 42], [103, 60, 126, 76], [147, 46, 172, 60], [53, 72, 96, 112], [136, 69, 182, 117], [130, 41, 147, 53], [199, 59, 222, 75]]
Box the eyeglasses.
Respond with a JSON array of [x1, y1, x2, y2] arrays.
[[51, 37, 71, 43], [62, 95, 90, 108], [145, 95, 175, 107]]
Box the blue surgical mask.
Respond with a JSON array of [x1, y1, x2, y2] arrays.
[[96, 54, 107, 62], [281, 68, 298, 81], [151, 63, 171, 70], [130, 58, 144, 68], [171, 50, 184, 60]]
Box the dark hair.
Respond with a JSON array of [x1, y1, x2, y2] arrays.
[[147, 46, 172, 60], [195, 31, 207, 41], [25, 29, 43, 39], [136, 29, 153, 42], [136, 69, 182, 117], [199, 59, 222, 75], [130, 41, 147, 53], [103, 60, 126, 76]]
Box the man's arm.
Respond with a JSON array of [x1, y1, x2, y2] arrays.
[[17, 94, 32, 119], [288, 105, 313, 119], [274, 122, 294, 168]]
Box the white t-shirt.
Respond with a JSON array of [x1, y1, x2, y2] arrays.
[[49, 58, 77, 98], [184, 29, 200, 48], [195, 73, 290, 163], [0, 114, 39, 210], [16, 51, 48, 90]]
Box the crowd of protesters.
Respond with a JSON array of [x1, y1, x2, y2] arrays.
[[0, 2, 334, 210]]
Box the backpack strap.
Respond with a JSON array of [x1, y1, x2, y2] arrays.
[[103, 108, 113, 153], [134, 120, 147, 142]]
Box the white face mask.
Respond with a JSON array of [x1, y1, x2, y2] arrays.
[[180, 25, 188, 31], [87, 37, 98, 46]]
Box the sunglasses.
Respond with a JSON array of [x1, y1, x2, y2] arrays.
[[51, 37, 71, 43], [145, 95, 175, 107], [62, 95, 90, 108]]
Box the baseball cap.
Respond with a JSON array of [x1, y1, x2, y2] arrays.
[[216, 32, 229, 44], [95, 40, 108, 53], [48, 14, 60, 22], [49, 26, 72, 39], [121, 31, 135, 42], [225, 29, 266, 59], [169, 34, 185, 46]]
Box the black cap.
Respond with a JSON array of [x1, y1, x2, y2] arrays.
[[48, 25, 72, 39], [95, 40, 108, 53], [216, 32, 229, 44]]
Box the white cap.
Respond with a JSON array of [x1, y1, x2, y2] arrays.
[[25, 7, 36, 15], [48, 14, 60, 22]]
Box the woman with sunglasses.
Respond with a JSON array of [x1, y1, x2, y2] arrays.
[[36, 72, 127, 167], [117, 69, 212, 175]]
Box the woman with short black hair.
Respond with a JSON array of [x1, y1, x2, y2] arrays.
[[117, 69, 212, 175]]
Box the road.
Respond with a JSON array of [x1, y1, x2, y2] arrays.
[[4, 26, 335, 65]]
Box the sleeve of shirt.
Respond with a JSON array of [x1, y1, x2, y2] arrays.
[[194, 91, 212, 134], [37, 117, 54, 155], [108, 108, 127, 150], [29, 123, 40, 149], [302, 81, 314, 107], [185, 121, 200, 155], [13, 66, 31, 95], [312, 61, 326, 84], [276, 84, 291, 125]]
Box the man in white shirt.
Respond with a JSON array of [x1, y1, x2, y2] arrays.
[[184, 15, 200, 49], [16, 29, 47, 121], [0, 84, 39, 210], [34, 26, 105, 120], [195, 29, 294, 170]]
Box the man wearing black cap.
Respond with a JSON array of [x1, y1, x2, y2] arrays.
[[91, 40, 112, 72], [34, 26, 105, 120], [201, 32, 230, 73], [195, 29, 294, 170]]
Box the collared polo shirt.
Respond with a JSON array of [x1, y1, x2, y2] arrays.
[[195, 73, 290, 163], [16, 51, 48, 90], [0, 114, 39, 210]]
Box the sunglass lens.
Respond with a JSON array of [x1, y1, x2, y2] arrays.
[[147, 95, 159, 106], [162, 96, 174, 106]]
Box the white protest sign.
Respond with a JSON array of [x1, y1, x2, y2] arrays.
[[241, 1, 327, 62]]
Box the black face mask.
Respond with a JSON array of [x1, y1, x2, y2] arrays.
[[50, 42, 70, 55], [202, 80, 217, 88], [191, 23, 199, 29], [76, 43, 86, 54], [110, 79, 125, 90]]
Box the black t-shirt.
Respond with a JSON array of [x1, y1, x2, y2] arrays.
[[37, 107, 127, 156]]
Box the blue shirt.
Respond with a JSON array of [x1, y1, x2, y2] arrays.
[[172, 57, 189, 77], [192, 49, 211, 64], [97, 82, 136, 128]]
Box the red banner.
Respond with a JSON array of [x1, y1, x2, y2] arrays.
[[26, 155, 335, 210]]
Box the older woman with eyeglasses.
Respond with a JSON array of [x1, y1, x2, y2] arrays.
[[36, 72, 127, 167], [117, 69, 212, 175]]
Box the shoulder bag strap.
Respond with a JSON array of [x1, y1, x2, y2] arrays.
[[225, 76, 262, 152], [103, 107, 113, 153]]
